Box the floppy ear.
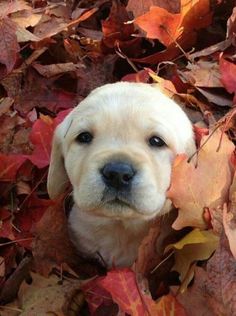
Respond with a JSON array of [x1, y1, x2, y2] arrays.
[[47, 119, 71, 199]]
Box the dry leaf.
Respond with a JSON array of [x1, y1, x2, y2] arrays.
[[165, 229, 218, 290], [167, 130, 234, 229], [18, 272, 81, 316]]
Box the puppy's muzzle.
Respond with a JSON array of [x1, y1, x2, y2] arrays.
[[101, 162, 135, 191]]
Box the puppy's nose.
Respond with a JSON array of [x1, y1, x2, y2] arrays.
[[101, 162, 135, 190]]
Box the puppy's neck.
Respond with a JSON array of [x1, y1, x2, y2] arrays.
[[68, 204, 152, 267]]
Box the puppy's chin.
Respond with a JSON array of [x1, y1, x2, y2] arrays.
[[73, 197, 165, 220]]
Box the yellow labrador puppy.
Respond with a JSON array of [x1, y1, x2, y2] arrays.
[[47, 82, 196, 267]]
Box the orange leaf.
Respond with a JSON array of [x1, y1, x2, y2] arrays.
[[98, 269, 186, 315], [98, 269, 147, 315], [155, 294, 187, 316], [167, 130, 234, 229], [135, 6, 182, 46], [135, 0, 212, 48]]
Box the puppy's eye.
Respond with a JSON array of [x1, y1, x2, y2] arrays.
[[76, 132, 93, 144], [149, 136, 166, 147]]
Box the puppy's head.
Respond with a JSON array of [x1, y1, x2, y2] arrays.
[[48, 82, 196, 220]]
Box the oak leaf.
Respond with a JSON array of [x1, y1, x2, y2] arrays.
[[167, 130, 234, 229]]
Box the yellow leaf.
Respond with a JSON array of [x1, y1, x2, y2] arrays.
[[165, 229, 219, 289]]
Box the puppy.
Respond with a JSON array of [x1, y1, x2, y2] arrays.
[[47, 82, 196, 267]]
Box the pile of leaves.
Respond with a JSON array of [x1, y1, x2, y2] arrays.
[[0, 0, 236, 315]]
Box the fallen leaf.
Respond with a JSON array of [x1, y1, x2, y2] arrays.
[[189, 39, 232, 60], [32, 196, 79, 276], [0, 0, 31, 18], [175, 228, 236, 315], [27, 115, 54, 169], [11, 10, 42, 28], [127, 0, 180, 18], [135, 0, 212, 48], [15, 25, 41, 42], [167, 130, 234, 229], [135, 7, 182, 46], [18, 272, 81, 316], [0, 97, 14, 116], [98, 269, 187, 315], [180, 60, 223, 88], [33, 62, 82, 78], [82, 277, 113, 314], [165, 229, 218, 290], [98, 269, 147, 315], [121, 69, 151, 83], [226, 6, 236, 39], [28, 109, 71, 168], [219, 56, 236, 99], [223, 171, 236, 259], [154, 293, 187, 316], [13, 194, 54, 248], [222, 205, 236, 259], [0, 18, 20, 74], [0, 154, 26, 181], [14, 69, 77, 115], [102, 1, 134, 49], [196, 87, 233, 107]]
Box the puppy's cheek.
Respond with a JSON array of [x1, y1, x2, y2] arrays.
[[132, 186, 166, 216], [73, 173, 105, 210], [131, 164, 171, 215]]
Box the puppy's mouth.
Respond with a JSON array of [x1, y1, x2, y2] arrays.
[[101, 190, 133, 209], [106, 198, 131, 208]]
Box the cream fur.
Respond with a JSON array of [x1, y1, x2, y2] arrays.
[[47, 82, 196, 267]]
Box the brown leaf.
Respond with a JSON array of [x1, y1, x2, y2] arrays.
[[135, 209, 176, 276], [174, 267, 214, 316], [127, 0, 180, 18], [226, 6, 236, 39], [33, 62, 82, 78], [18, 272, 81, 316], [0, 0, 31, 18], [11, 10, 42, 28], [0, 17, 20, 74], [32, 198, 79, 276], [180, 60, 223, 88], [135, 219, 162, 276], [0, 256, 32, 304], [167, 130, 234, 229]]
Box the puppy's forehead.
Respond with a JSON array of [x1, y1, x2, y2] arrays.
[[71, 82, 183, 130]]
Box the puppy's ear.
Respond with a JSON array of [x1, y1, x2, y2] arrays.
[[47, 118, 71, 199]]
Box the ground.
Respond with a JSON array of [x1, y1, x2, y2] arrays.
[[0, 0, 236, 315]]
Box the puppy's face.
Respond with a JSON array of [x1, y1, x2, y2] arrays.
[[48, 82, 196, 220]]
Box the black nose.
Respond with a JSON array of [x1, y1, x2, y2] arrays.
[[101, 162, 135, 190]]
